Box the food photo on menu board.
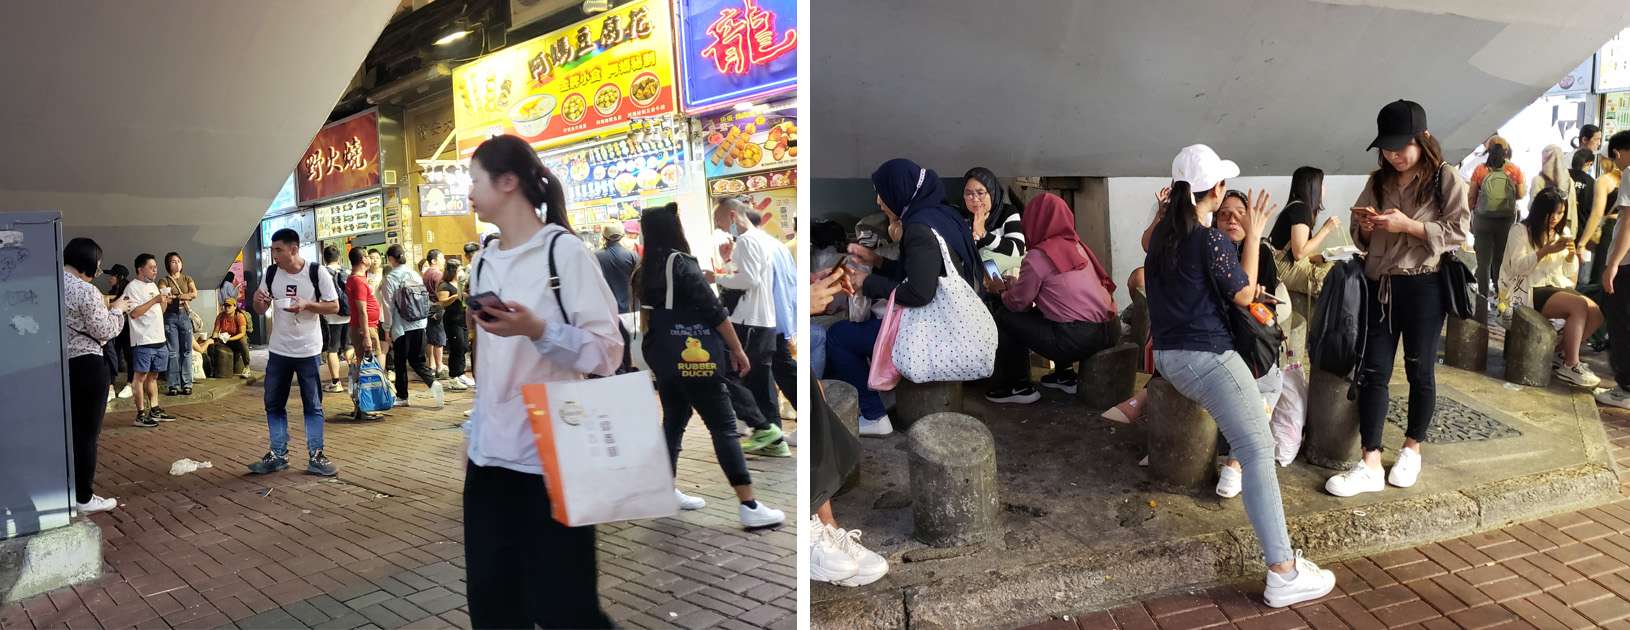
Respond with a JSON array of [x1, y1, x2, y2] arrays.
[[542, 134, 685, 203], [701, 109, 796, 179]]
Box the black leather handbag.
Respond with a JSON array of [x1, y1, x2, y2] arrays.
[[1439, 252, 1476, 319]]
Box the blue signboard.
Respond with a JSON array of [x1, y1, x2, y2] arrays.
[[676, 0, 798, 114]]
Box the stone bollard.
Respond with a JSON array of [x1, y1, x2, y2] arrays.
[[1078, 342, 1139, 410], [1444, 315, 1489, 373], [1142, 378, 1219, 491], [908, 412, 999, 547], [1504, 306, 1557, 387], [1125, 287, 1150, 345], [894, 380, 963, 430], [822, 379, 860, 439], [1303, 367, 1361, 470]]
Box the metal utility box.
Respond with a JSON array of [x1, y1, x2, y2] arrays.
[[0, 211, 73, 539]]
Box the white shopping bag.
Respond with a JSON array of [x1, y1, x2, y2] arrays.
[[1271, 363, 1309, 467], [621, 312, 647, 372], [522, 371, 677, 526]]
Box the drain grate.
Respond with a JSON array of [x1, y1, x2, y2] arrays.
[[1385, 395, 1521, 443]]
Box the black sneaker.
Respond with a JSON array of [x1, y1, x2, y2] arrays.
[[133, 410, 159, 428], [165, 386, 181, 397], [984, 385, 1041, 404], [181, 387, 193, 396], [307, 451, 337, 476], [1040, 369, 1079, 395], [247, 451, 289, 475], [149, 407, 176, 421]]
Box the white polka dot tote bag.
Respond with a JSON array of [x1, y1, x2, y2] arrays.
[[892, 230, 998, 383]]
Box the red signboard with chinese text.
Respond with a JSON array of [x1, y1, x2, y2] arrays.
[[296, 110, 382, 205]]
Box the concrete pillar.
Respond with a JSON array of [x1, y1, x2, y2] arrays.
[[1303, 367, 1361, 470], [894, 380, 963, 430], [1125, 287, 1150, 346], [908, 412, 999, 547], [1444, 315, 1489, 373], [1504, 306, 1557, 387], [1078, 342, 1139, 410], [822, 379, 860, 439], [1143, 378, 1218, 491]]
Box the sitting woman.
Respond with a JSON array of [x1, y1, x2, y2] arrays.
[[984, 193, 1118, 403], [1498, 187, 1603, 388], [208, 297, 252, 378]]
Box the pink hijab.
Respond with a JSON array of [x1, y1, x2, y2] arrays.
[[1022, 193, 1116, 293]]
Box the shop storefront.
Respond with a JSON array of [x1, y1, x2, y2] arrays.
[[677, 0, 799, 242], [296, 109, 405, 261]]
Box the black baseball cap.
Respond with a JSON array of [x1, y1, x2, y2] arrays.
[[1368, 99, 1429, 151], [104, 263, 129, 277]]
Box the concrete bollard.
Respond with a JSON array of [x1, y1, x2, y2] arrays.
[[1303, 367, 1361, 470], [894, 380, 963, 430], [1142, 378, 1219, 491], [822, 379, 860, 439], [1504, 306, 1557, 387], [1444, 315, 1489, 373], [1078, 342, 1140, 410], [908, 412, 999, 547], [1125, 287, 1150, 345]]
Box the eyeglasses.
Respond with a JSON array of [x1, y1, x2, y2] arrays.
[[963, 189, 989, 199]]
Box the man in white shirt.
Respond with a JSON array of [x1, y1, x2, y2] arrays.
[[320, 245, 352, 394], [380, 244, 441, 406], [711, 198, 788, 457], [250, 229, 341, 476], [121, 253, 174, 427]]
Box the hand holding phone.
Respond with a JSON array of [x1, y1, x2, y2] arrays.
[[469, 291, 511, 322]]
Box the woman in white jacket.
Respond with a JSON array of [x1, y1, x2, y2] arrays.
[[1499, 187, 1602, 388], [461, 134, 623, 629]]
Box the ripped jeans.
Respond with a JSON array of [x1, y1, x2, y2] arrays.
[[1357, 273, 1444, 452]]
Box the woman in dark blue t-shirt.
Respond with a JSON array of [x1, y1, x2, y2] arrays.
[[1145, 144, 1335, 608]]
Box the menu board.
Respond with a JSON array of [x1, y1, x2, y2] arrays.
[[315, 195, 385, 239], [708, 166, 794, 196], [700, 107, 796, 179], [540, 135, 686, 205], [1599, 27, 1630, 93], [1605, 93, 1630, 140], [451, 0, 677, 155]]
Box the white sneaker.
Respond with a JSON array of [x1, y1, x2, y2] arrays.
[[394, 398, 410, 408], [75, 495, 117, 514], [1263, 552, 1337, 608], [859, 415, 893, 437], [1598, 387, 1630, 410], [1388, 447, 1422, 488], [117, 384, 133, 399], [1324, 462, 1385, 497], [829, 526, 889, 587], [1216, 464, 1242, 498], [786, 426, 798, 447], [430, 381, 445, 408], [1556, 362, 1602, 388], [675, 489, 706, 510], [107, 388, 116, 404], [809, 516, 860, 585], [739, 501, 785, 529], [463, 408, 472, 418], [457, 375, 475, 388]]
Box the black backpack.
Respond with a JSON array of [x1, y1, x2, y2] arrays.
[[1308, 256, 1369, 396], [265, 262, 323, 303], [329, 267, 350, 318], [1207, 253, 1285, 378]]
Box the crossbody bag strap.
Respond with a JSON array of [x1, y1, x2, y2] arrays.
[[665, 252, 681, 309]]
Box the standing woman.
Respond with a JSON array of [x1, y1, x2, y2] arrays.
[[158, 252, 199, 396], [1325, 100, 1471, 497], [461, 134, 622, 629], [423, 261, 447, 379], [1146, 144, 1335, 606], [1582, 140, 1626, 287], [1268, 166, 1341, 261], [637, 202, 787, 528], [1469, 135, 1525, 300], [962, 167, 1026, 273], [1533, 144, 1576, 235], [63, 238, 131, 514], [438, 258, 470, 390]]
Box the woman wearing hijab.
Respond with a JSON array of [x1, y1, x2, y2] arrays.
[[982, 193, 1117, 403], [830, 158, 980, 437], [962, 167, 1026, 273]]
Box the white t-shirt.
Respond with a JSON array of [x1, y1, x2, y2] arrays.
[[256, 261, 338, 359], [322, 264, 350, 325], [121, 279, 166, 346]]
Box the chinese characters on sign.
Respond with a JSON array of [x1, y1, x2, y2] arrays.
[[700, 0, 796, 75], [296, 110, 382, 204], [303, 136, 371, 183]]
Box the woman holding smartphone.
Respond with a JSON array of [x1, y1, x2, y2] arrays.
[[1325, 100, 1470, 498]]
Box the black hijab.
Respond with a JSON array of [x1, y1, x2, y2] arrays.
[[871, 158, 980, 285]]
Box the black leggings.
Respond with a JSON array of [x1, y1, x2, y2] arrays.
[[773, 333, 797, 410], [392, 329, 436, 399], [444, 318, 468, 378], [69, 355, 111, 505], [659, 377, 753, 487], [463, 461, 611, 629], [1357, 274, 1445, 452]]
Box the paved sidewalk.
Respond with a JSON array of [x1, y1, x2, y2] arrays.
[[0, 378, 795, 629], [1020, 399, 1630, 630]]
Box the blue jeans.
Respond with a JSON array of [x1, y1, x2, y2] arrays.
[[1155, 348, 1294, 567], [827, 318, 884, 421], [164, 311, 194, 387], [264, 353, 324, 456], [810, 323, 829, 380]]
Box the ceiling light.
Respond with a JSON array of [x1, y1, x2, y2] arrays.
[[434, 30, 470, 46]]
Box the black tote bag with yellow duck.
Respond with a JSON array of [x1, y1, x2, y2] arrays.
[[643, 252, 730, 382]]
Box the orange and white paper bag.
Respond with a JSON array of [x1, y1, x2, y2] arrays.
[[523, 372, 678, 526]]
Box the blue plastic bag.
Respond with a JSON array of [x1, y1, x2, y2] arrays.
[[352, 358, 394, 413]]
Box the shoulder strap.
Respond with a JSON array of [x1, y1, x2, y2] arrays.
[[308, 262, 321, 297], [547, 230, 570, 326], [265, 263, 278, 290], [665, 251, 682, 309]]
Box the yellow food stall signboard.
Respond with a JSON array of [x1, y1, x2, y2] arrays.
[[452, 0, 677, 156]]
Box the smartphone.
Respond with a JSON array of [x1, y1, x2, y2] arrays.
[[469, 291, 510, 322], [981, 260, 1001, 281]]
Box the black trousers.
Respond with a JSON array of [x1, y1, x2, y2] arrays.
[[444, 317, 468, 378], [991, 308, 1114, 388], [735, 323, 781, 426], [69, 355, 110, 505], [463, 461, 612, 629], [772, 333, 797, 410], [1607, 268, 1630, 387], [392, 329, 436, 399], [1473, 215, 1515, 302], [659, 378, 753, 487], [1357, 274, 1445, 451]]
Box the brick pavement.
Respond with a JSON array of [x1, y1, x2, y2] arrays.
[[1018, 400, 1630, 630], [0, 378, 795, 630]]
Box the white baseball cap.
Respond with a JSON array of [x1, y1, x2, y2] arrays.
[[1171, 144, 1241, 193]]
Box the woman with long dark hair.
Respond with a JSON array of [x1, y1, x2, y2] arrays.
[[63, 237, 130, 514], [636, 202, 786, 530], [1325, 100, 1470, 497], [1147, 144, 1335, 606], [961, 167, 1026, 272], [1268, 166, 1339, 260], [1499, 187, 1600, 387], [461, 134, 622, 629]]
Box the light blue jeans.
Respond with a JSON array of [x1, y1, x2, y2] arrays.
[[1155, 348, 1294, 566], [164, 311, 194, 387]]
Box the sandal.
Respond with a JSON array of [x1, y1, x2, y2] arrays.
[[1101, 397, 1142, 424]]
